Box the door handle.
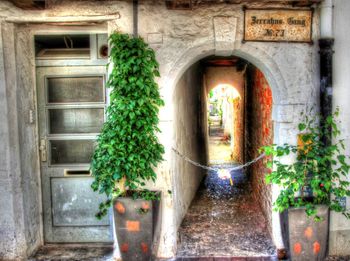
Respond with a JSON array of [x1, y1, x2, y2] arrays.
[[39, 139, 47, 162]]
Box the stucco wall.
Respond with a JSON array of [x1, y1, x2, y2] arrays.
[[0, 0, 322, 259], [173, 62, 207, 230], [329, 0, 350, 255], [0, 22, 24, 260], [16, 24, 43, 258], [0, 22, 42, 260]]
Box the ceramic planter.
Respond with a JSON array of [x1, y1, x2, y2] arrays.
[[287, 205, 329, 261], [113, 196, 158, 261]]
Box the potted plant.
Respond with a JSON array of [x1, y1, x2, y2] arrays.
[[261, 108, 350, 260], [90, 32, 164, 261]]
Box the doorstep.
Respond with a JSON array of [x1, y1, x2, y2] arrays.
[[27, 246, 350, 261], [161, 256, 350, 261], [174, 257, 277, 261], [28, 244, 113, 260]]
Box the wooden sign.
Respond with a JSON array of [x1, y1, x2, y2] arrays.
[[244, 8, 313, 43]]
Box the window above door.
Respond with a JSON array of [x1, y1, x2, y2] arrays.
[[35, 33, 108, 66]]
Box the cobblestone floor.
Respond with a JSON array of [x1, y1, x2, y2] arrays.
[[325, 257, 350, 261], [27, 234, 350, 260], [176, 169, 276, 258], [28, 244, 113, 261]]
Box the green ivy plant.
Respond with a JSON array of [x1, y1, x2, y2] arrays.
[[261, 108, 350, 220], [91, 32, 165, 219]]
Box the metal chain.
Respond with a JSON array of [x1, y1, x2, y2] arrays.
[[172, 147, 265, 172], [227, 153, 265, 171], [172, 148, 219, 171]]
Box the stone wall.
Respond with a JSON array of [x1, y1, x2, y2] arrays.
[[329, 0, 350, 255], [0, 0, 322, 258], [0, 22, 42, 260], [247, 67, 274, 235], [0, 22, 23, 260], [16, 24, 43, 258]]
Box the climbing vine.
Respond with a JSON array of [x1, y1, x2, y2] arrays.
[[91, 32, 165, 219]]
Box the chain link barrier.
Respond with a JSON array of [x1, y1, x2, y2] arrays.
[[172, 147, 265, 173]]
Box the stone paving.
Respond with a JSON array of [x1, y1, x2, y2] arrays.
[[175, 257, 350, 261], [27, 243, 350, 260], [325, 257, 350, 261], [28, 244, 113, 261], [176, 169, 276, 258]]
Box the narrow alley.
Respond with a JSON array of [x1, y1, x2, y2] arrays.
[[177, 120, 276, 258]]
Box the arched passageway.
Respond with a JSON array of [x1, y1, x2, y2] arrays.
[[203, 62, 245, 167], [172, 56, 276, 257]]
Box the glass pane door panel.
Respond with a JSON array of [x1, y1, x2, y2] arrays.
[[50, 139, 95, 165], [48, 108, 104, 134], [47, 76, 104, 103]]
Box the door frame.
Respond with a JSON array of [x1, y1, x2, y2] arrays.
[[32, 24, 110, 244]]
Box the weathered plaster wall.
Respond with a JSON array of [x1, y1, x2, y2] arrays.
[[173, 62, 207, 230], [204, 66, 244, 162], [16, 24, 43, 258], [247, 67, 274, 235], [0, 22, 23, 260], [157, 1, 320, 251], [0, 0, 321, 258], [0, 21, 41, 260], [329, 0, 350, 255], [143, 0, 320, 253]]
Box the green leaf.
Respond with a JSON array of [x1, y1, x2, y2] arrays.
[[113, 172, 121, 180], [258, 107, 350, 220], [90, 32, 164, 218], [298, 123, 306, 131]]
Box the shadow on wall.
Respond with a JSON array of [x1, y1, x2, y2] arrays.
[[172, 61, 208, 230], [245, 65, 274, 236]]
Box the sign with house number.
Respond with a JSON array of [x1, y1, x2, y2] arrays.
[[244, 9, 313, 43]]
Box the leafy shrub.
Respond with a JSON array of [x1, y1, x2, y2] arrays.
[[90, 33, 164, 219], [261, 108, 350, 220]]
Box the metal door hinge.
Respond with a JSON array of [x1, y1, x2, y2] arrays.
[[39, 139, 47, 162], [29, 110, 35, 124]]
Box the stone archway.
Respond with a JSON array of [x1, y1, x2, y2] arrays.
[[164, 41, 287, 254], [164, 40, 285, 112]]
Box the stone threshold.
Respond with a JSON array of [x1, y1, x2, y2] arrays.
[[28, 245, 349, 261], [174, 257, 349, 261], [174, 257, 277, 261], [28, 244, 113, 260]]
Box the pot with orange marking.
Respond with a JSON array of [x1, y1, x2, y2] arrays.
[[113, 192, 160, 261], [287, 206, 329, 261]]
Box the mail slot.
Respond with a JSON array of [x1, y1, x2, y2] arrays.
[[64, 169, 91, 176]]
